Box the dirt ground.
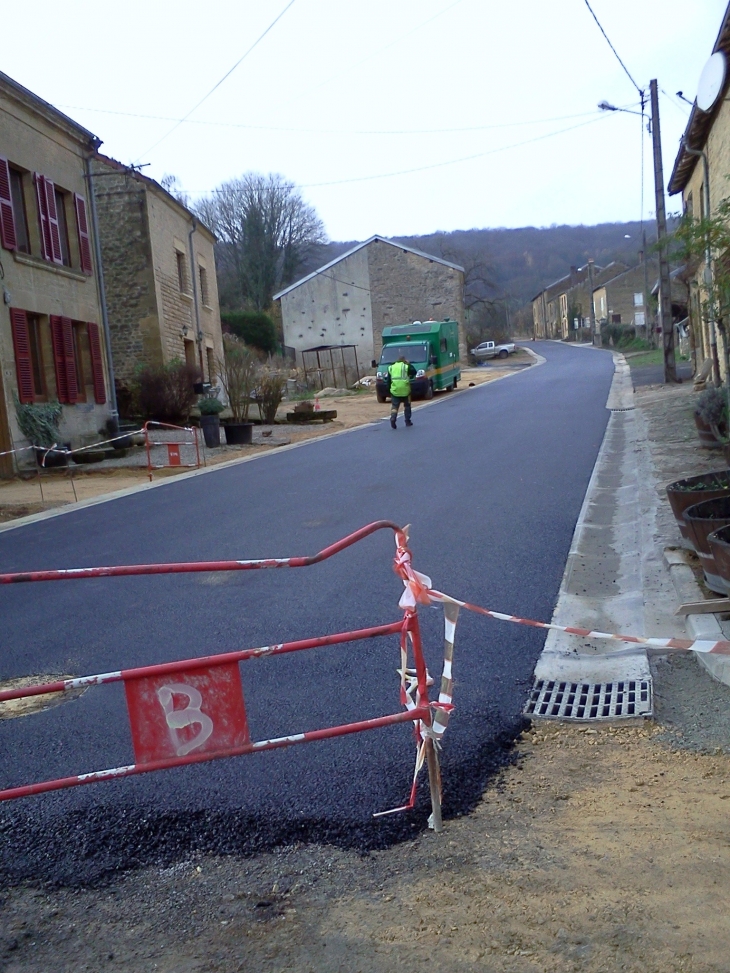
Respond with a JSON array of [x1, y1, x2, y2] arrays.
[[3, 357, 730, 972], [0, 362, 512, 524]]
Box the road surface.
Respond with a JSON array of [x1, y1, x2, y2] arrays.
[[0, 341, 615, 884]]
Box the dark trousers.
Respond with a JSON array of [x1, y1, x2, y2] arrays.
[[390, 394, 412, 423]]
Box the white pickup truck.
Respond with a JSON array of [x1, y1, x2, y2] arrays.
[[471, 340, 516, 361]]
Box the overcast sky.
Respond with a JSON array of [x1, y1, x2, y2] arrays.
[[3, 0, 725, 241]]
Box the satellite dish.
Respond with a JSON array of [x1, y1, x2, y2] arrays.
[[697, 51, 726, 112]]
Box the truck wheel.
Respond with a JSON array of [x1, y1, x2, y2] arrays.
[[498, 349, 508, 359], [426, 381, 434, 400], [376, 393, 387, 403]]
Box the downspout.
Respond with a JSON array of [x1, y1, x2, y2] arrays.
[[681, 139, 720, 385], [85, 149, 119, 429], [188, 217, 205, 380]]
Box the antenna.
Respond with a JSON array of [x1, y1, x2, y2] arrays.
[[697, 51, 726, 112]]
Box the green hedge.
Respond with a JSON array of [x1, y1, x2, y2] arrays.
[[222, 311, 277, 354]]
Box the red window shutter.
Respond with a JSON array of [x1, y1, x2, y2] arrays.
[[50, 315, 69, 402], [61, 317, 78, 403], [44, 179, 63, 264], [74, 194, 93, 274], [87, 323, 106, 404], [0, 158, 17, 251], [10, 308, 34, 403], [34, 173, 51, 260]]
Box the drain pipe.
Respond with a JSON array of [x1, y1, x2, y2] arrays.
[[187, 217, 205, 380], [681, 139, 720, 385], [85, 150, 119, 429]]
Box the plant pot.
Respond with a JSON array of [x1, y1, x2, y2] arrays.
[[223, 422, 253, 445], [683, 496, 730, 593], [200, 415, 221, 448], [708, 524, 730, 595], [35, 445, 69, 468], [666, 470, 730, 549], [694, 412, 725, 449], [72, 449, 107, 464]]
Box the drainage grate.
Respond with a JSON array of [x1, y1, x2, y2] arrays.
[[609, 407, 635, 413], [524, 678, 652, 721]]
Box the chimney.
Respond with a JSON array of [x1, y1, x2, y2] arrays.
[[570, 265, 579, 286]]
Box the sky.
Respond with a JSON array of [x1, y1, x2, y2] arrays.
[[2, 0, 726, 241]]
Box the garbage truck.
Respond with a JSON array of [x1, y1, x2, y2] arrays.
[[373, 319, 461, 403]]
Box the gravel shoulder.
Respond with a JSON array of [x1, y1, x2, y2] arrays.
[[3, 358, 730, 973]]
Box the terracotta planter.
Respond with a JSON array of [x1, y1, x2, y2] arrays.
[[708, 524, 730, 595], [666, 470, 730, 549], [684, 496, 730, 593], [694, 412, 725, 449]]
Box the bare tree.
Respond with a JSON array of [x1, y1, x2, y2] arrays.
[[195, 173, 327, 311]]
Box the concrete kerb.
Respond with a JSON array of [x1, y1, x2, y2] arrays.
[[0, 352, 543, 536]]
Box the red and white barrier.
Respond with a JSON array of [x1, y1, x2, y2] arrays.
[[143, 421, 201, 479]]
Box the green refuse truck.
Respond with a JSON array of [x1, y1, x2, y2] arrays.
[[373, 319, 461, 403]]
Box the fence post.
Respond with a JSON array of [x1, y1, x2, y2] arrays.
[[425, 737, 443, 832]]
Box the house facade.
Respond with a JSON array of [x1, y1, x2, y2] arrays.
[[274, 236, 466, 377], [592, 260, 658, 331], [668, 4, 730, 380], [531, 262, 628, 339], [0, 71, 112, 473], [91, 155, 224, 407]]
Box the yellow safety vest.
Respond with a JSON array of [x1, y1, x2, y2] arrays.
[[388, 361, 411, 397]]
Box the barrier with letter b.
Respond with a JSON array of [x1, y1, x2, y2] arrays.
[[0, 522, 457, 830]]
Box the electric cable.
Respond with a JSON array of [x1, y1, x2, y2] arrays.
[[134, 0, 298, 162], [582, 0, 642, 94]]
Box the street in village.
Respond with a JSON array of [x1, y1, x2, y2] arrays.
[[0, 342, 729, 971]]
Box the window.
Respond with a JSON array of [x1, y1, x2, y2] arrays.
[[206, 346, 215, 383], [50, 316, 79, 403], [0, 157, 18, 251], [634, 293, 644, 307], [9, 168, 29, 253], [74, 194, 93, 274], [611, 313, 622, 324], [10, 308, 46, 402], [86, 323, 107, 404], [55, 189, 71, 266], [34, 173, 63, 265], [184, 339, 196, 369], [176, 250, 187, 292], [199, 265, 209, 306]]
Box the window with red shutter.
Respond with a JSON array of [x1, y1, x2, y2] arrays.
[[44, 179, 63, 265], [0, 157, 17, 251], [74, 194, 93, 274], [61, 317, 78, 402], [50, 316, 69, 402], [10, 309, 34, 403], [34, 173, 51, 260], [87, 323, 107, 404]]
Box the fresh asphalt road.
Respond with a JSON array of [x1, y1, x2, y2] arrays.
[[0, 341, 615, 884]]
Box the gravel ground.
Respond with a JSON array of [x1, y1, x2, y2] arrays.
[[2, 363, 730, 973]]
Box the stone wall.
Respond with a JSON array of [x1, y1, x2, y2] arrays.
[[366, 239, 466, 361]]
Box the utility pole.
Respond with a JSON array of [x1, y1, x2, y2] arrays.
[[588, 259, 599, 345], [650, 79, 677, 382]]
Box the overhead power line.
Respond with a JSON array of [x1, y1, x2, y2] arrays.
[[582, 0, 642, 94], [134, 0, 298, 162]]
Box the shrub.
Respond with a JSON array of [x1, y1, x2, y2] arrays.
[[256, 365, 288, 424], [134, 360, 200, 423], [14, 397, 63, 447], [218, 336, 258, 422], [222, 311, 277, 354], [198, 396, 225, 416], [696, 386, 728, 429]]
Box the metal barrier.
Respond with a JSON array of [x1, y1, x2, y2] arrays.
[[0, 522, 452, 830], [144, 421, 201, 480]]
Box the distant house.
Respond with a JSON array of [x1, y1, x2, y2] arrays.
[[91, 154, 224, 406], [531, 262, 628, 339], [592, 260, 658, 331], [0, 70, 113, 474], [668, 3, 730, 379], [274, 236, 466, 379]]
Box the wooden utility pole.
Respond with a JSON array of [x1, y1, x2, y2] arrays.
[[650, 79, 677, 382], [588, 259, 599, 346]]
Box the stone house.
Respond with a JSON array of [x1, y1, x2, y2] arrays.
[[91, 155, 224, 408], [273, 236, 465, 379], [531, 262, 628, 339], [592, 260, 658, 331], [0, 71, 112, 474], [668, 3, 730, 381]]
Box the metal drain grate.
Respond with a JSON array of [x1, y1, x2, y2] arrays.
[[609, 407, 635, 413], [524, 679, 652, 721]]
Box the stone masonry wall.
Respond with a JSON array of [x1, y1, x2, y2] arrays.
[[91, 162, 160, 390], [366, 240, 466, 362]]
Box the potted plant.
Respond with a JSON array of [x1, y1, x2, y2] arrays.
[[13, 396, 67, 467], [694, 386, 727, 448], [683, 496, 730, 593], [666, 470, 730, 548], [218, 336, 257, 445], [198, 395, 224, 448]]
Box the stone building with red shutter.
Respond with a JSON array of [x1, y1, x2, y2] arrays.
[[0, 70, 112, 474]]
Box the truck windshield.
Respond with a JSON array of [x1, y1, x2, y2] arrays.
[[379, 343, 429, 365]]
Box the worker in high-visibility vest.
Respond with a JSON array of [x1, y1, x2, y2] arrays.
[[387, 356, 417, 429]]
